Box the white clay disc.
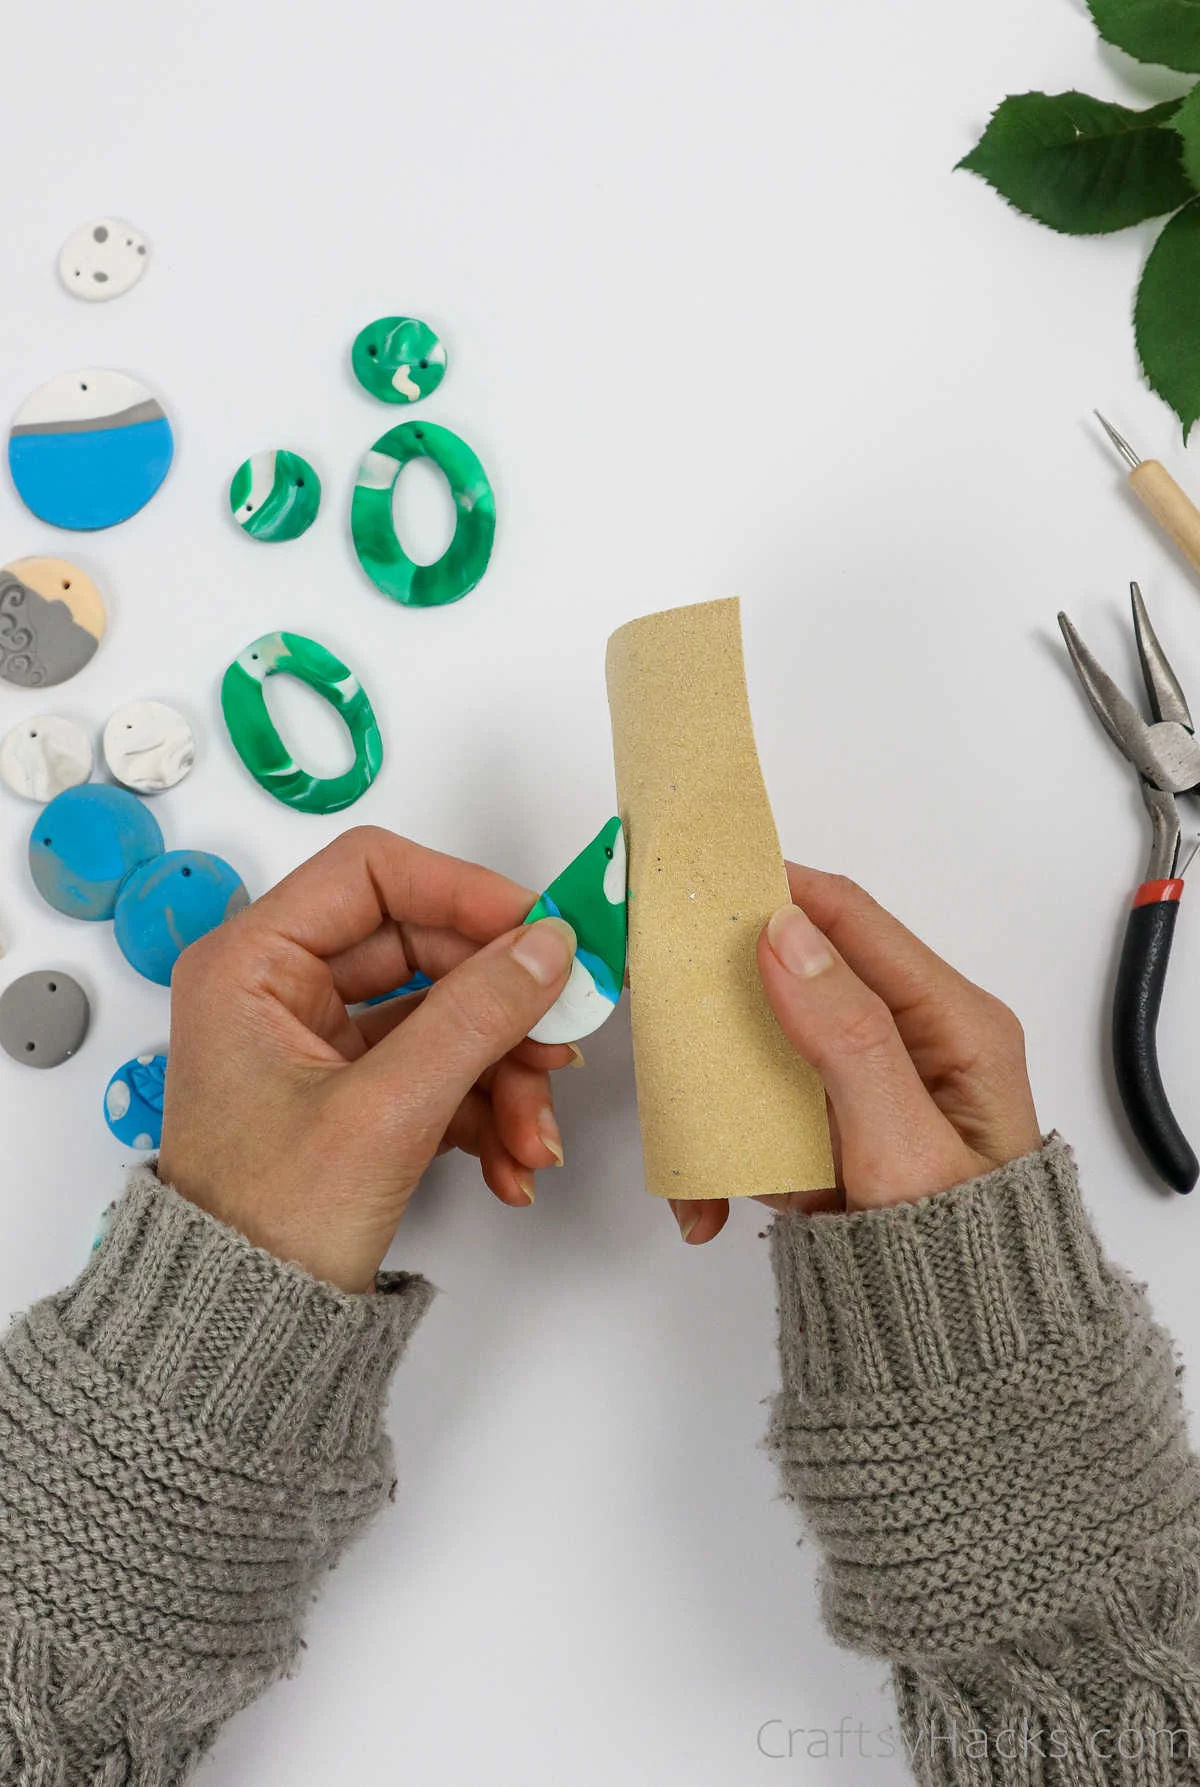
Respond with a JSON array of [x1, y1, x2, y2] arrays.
[[57, 219, 148, 301], [102, 700, 195, 793], [0, 715, 93, 802]]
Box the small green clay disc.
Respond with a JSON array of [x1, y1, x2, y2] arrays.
[[352, 316, 447, 404], [220, 630, 382, 814], [524, 818, 628, 1045], [229, 450, 320, 542], [351, 421, 495, 608]]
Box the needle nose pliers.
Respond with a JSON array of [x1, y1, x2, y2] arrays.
[[1058, 583, 1200, 1194]]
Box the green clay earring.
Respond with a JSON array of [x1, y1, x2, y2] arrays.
[[220, 631, 383, 815], [525, 818, 628, 1045], [352, 316, 447, 404], [351, 421, 496, 607], [229, 450, 320, 541]]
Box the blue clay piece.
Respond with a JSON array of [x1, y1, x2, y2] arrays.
[[104, 1053, 166, 1149], [364, 970, 433, 1005], [113, 850, 249, 985], [30, 784, 164, 920], [8, 370, 173, 531]]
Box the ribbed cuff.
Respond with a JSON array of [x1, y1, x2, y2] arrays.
[[55, 1168, 435, 1462], [770, 1136, 1117, 1400]]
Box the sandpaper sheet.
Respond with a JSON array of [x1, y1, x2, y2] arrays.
[[605, 597, 833, 1200]]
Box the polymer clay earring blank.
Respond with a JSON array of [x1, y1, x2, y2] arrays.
[[229, 450, 320, 542], [221, 631, 383, 814], [0, 716, 93, 802], [102, 700, 195, 792], [104, 1053, 167, 1148], [352, 317, 447, 404], [58, 219, 149, 301], [352, 422, 495, 607], [0, 557, 106, 689], [113, 851, 248, 984], [8, 370, 173, 530], [0, 971, 90, 1068], [30, 784, 163, 921], [525, 818, 628, 1045]]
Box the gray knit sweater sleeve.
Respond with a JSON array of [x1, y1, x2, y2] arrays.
[[0, 1165, 433, 1783], [768, 1136, 1200, 1785]]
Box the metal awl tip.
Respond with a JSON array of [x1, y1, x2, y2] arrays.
[[1095, 411, 1142, 471]]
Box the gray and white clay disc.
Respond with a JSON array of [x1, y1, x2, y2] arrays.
[[0, 715, 93, 802], [0, 970, 89, 1067], [57, 219, 148, 301], [102, 700, 195, 792]]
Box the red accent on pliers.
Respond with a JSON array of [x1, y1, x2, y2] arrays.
[[1133, 879, 1185, 908]]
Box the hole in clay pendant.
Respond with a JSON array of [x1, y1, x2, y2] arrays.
[[263, 674, 356, 781], [391, 456, 456, 567]]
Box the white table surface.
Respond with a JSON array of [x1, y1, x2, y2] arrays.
[[3, 0, 1198, 1780]]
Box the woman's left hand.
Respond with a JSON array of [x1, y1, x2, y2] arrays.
[[158, 827, 579, 1292]]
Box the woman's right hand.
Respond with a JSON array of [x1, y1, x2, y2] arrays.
[[670, 866, 1043, 1244]]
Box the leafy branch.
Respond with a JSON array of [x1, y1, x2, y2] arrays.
[[958, 7, 1200, 434]]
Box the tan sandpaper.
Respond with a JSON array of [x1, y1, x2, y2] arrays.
[[605, 597, 833, 1201]]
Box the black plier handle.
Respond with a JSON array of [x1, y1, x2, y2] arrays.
[[1113, 877, 1198, 1193]]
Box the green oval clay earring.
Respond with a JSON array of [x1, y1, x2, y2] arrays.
[[351, 421, 495, 607], [220, 631, 383, 814]]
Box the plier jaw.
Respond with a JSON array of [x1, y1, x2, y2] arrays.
[[1058, 584, 1200, 1194]]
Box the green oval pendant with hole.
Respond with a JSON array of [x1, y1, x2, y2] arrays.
[[220, 631, 383, 814], [351, 421, 496, 608]]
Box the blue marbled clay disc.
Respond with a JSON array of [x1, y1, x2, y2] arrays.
[[113, 849, 249, 985], [8, 369, 173, 531], [103, 1053, 167, 1149], [29, 784, 164, 921]]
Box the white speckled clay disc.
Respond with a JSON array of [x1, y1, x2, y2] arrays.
[[57, 219, 148, 301], [0, 715, 93, 802], [102, 700, 195, 792]]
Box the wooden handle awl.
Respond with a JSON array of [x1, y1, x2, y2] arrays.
[[1130, 460, 1200, 578]]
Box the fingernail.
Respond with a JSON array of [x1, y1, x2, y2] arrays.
[[767, 904, 835, 979], [516, 1171, 536, 1205], [511, 916, 577, 986], [565, 1042, 586, 1069], [538, 1109, 564, 1166], [671, 1198, 700, 1243]]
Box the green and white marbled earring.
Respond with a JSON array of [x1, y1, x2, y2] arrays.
[[525, 818, 628, 1044], [229, 450, 320, 542], [351, 421, 495, 607], [220, 630, 382, 814], [351, 316, 447, 404]]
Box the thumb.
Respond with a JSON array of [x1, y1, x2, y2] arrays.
[[351, 916, 577, 1150]]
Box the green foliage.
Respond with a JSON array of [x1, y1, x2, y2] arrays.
[[957, 2, 1200, 431], [1171, 80, 1200, 185], [1088, 0, 1200, 74], [1135, 199, 1200, 437], [957, 92, 1192, 233]]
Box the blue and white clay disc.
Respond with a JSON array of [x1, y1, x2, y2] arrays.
[[29, 784, 164, 921], [113, 849, 249, 984], [8, 370, 174, 531], [103, 1053, 166, 1148]]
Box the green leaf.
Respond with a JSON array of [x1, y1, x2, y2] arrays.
[[957, 92, 1193, 233], [1088, 0, 1200, 74], [1135, 198, 1200, 436], [1171, 81, 1200, 185]]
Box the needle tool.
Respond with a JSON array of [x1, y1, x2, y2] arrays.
[[1096, 412, 1200, 582], [1059, 583, 1200, 1193]]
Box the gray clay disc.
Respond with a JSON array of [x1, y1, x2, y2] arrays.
[[0, 970, 89, 1067]]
